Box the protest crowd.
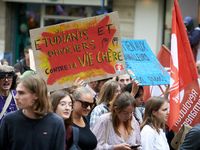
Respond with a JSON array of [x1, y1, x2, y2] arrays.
[[0, 60, 171, 150], [1, 1, 200, 150]]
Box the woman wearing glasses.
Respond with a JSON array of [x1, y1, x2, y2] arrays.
[[91, 92, 141, 150], [50, 90, 74, 150], [72, 87, 97, 150]]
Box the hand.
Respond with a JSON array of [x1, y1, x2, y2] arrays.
[[130, 144, 141, 150], [114, 143, 131, 150], [71, 77, 85, 89], [164, 84, 170, 100], [130, 77, 140, 98]]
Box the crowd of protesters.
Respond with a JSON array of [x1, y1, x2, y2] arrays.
[[0, 44, 198, 150]]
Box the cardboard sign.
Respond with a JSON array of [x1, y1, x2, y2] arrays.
[[122, 39, 170, 85], [30, 12, 126, 91], [29, 49, 36, 71]]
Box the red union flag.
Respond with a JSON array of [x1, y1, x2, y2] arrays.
[[143, 44, 200, 132], [169, 0, 199, 131]]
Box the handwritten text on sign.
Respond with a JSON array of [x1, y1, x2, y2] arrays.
[[122, 39, 170, 85], [30, 12, 126, 91]]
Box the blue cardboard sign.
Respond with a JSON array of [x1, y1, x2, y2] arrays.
[[122, 39, 170, 85]]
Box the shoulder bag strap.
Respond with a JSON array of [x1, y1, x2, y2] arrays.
[[103, 105, 110, 112], [104, 116, 110, 144], [11, 90, 18, 110], [0, 91, 13, 119]]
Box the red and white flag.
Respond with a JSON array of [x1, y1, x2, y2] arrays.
[[143, 0, 200, 132], [169, 0, 199, 130]]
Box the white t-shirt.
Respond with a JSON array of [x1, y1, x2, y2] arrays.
[[141, 125, 170, 150]]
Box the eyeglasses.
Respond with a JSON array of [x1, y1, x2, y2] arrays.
[[0, 74, 14, 81], [59, 102, 73, 109], [75, 99, 95, 109]]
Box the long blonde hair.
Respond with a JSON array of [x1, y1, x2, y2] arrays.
[[97, 80, 119, 106]]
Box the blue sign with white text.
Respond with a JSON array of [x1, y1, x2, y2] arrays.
[[122, 39, 170, 85]]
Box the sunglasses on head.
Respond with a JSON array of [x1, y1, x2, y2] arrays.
[[75, 99, 95, 109]]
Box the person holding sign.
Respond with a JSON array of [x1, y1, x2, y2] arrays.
[[72, 87, 97, 150], [0, 75, 65, 150], [91, 92, 141, 150], [140, 96, 169, 150], [123, 82, 144, 124]]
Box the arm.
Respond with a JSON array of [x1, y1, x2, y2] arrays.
[[130, 78, 140, 98], [90, 107, 101, 128], [0, 117, 9, 150], [92, 115, 132, 150], [164, 84, 169, 100], [131, 115, 141, 145], [188, 30, 200, 46], [179, 126, 200, 150], [53, 119, 66, 150], [71, 77, 85, 89], [90, 105, 108, 128], [91, 115, 114, 150]]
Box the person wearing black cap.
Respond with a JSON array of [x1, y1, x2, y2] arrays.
[[0, 65, 18, 126], [184, 16, 200, 61]]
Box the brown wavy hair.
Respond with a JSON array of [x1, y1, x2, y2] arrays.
[[50, 90, 73, 126], [140, 96, 168, 134], [97, 80, 120, 106], [110, 92, 136, 136], [17, 74, 52, 117]]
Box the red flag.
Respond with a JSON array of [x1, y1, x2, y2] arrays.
[[169, 0, 199, 130]]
